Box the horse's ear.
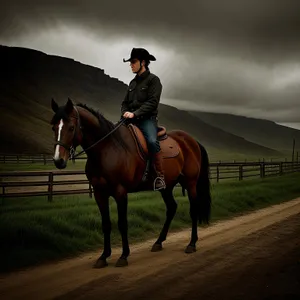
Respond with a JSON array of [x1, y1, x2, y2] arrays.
[[65, 98, 74, 113], [51, 98, 59, 112]]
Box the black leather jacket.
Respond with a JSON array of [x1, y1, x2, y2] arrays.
[[121, 70, 163, 119]]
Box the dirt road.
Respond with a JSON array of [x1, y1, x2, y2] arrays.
[[1, 198, 300, 300]]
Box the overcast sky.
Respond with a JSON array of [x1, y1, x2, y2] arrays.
[[1, 0, 300, 128]]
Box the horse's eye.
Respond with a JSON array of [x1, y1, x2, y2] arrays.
[[70, 126, 75, 131]]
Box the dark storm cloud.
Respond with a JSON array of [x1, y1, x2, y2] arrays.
[[2, 0, 300, 55], [1, 0, 300, 123]]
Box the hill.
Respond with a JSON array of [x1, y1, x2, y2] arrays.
[[0, 45, 127, 154], [0, 45, 283, 160], [188, 111, 300, 155]]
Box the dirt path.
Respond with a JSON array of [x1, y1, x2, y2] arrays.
[[1, 198, 300, 300]]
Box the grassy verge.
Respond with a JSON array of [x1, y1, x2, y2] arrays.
[[0, 160, 87, 171], [0, 151, 289, 172], [1, 172, 300, 274]]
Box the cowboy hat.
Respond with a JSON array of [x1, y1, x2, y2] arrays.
[[123, 47, 156, 62]]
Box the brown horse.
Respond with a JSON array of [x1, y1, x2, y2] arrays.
[[50, 98, 211, 268]]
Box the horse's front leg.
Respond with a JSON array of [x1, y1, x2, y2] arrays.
[[93, 186, 111, 268], [114, 185, 130, 267]]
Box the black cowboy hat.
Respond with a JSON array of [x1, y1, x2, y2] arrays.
[[123, 47, 156, 62]]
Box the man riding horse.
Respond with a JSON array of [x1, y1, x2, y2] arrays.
[[121, 47, 166, 191]]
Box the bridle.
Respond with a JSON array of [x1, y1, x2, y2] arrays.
[[54, 106, 127, 162]]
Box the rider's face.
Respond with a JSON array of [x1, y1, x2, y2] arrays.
[[130, 58, 143, 73]]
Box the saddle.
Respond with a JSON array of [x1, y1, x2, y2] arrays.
[[128, 124, 180, 161]]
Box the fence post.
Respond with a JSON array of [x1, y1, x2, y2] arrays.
[[216, 165, 219, 182], [48, 172, 53, 202], [239, 165, 243, 180], [279, 162, 283, 175], [260, 162, 265, 178]]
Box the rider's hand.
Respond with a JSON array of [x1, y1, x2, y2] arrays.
[[123, 111, 135, 119]]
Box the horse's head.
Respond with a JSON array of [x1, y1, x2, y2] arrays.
[[50, 98, 82, 169]]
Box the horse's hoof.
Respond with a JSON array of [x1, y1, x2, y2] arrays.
[[115, 257, 128, 267], [185, 245, 196, 253], [151, 243, 163, 252], [94, 258, 108, 268]]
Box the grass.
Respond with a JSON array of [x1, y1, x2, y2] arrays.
[[0, 154, 290, 172], [0, 143, 291, 173], [0, 160, 86, 171], [206, 147, 290, 163], [0, 147, 87, 172], [1, 172, 300, 274]]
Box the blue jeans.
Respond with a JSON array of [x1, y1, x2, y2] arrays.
[[136, 118, 160, 154]]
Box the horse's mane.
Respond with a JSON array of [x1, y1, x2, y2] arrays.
[[76, 103, 115, 131], [76, 102, 128, 151]]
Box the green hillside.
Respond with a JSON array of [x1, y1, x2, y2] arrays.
[[188, 111, 300, 156], [0, 45, 287, 161]]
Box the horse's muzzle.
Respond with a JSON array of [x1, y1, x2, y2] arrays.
[[53, 157, 67, 169]]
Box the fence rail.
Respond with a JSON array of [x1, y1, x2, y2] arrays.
[[0, 153, 87, 165], [1, 161, 300, 201], [0, 153, 293, 165]]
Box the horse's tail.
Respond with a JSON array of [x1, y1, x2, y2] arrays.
[[196, 142, 211, 225]]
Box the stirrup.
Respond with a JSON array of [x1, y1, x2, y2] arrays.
[[153, 176, 166, 191]]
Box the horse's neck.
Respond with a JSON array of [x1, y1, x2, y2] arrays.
[[78, 109, 139, 169], [79, 109, 107, 147], [78, 107, 121, 155]]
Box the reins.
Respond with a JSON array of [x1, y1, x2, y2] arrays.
[[69, 108, 127, 161]]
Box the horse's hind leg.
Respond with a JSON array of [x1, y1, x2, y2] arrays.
[[185, 181, 198, 253], [151, 188, 177, 252]]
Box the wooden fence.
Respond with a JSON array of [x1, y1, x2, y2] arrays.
[[1, 161, 299, 201], [0, 153, 86, 165], [0, 153, 292, 165]]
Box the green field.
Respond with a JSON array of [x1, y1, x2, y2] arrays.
[[206, 147, 290, 163], [0, 160, 87, 171], [0, 151, 290, 173], [1, 172, 300, 274]]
